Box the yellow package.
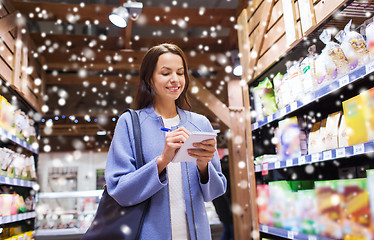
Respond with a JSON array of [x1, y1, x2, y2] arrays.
[[342, 95, 368, 146], [361, 87, 374, 141]]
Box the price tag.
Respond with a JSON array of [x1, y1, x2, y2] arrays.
[[262, 163, 269, 175], [280, 107, 287, 116], [299, 156, 306, 165], [366, 61, 374, 75], [336, 148, 346, 158], [290, 101, 298, 112], [4, 177, 10, 184], [339, 74, 350, 87], [267, 114, 274, 122], [323, 150, 332, 160], [288, 231, 294, 239], [286, 159, 293, 167], [262, 225, 269, 233], [312, 153, 319, 162], [255, 165, 261, 172], [253, 122, 259, 130], [354, 144, 365, 155], [303, 94, 313, 105], [275, 161, 281, 169], [308, 236, 317, 240]]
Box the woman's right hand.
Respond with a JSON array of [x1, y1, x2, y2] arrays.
[[157, 127, 190, 173]]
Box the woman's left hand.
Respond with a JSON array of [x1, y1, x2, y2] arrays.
[[188, 138, 216, 182]]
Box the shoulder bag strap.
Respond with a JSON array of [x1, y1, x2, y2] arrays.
[[125, 109, 144, 169]]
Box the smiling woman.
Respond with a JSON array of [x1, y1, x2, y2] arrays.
[[98, 43, 227, 239]]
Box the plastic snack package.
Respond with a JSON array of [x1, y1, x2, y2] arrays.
[[300, 45, 318, 93], [286, 60, 304, 103], [320, 29, 349, 77], [314, 51, 336, 89], [253, 77, 278, 117], [366, 18, 374, 59], [336, 20, 369, 70], [273, 72, 285, 109]]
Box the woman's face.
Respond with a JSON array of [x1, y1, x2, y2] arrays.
[[151, 52, 185, 104]]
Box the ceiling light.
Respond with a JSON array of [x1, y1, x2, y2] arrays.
[[109, 1, 143, 28]]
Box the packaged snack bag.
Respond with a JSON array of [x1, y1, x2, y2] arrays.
[[365, 18, 374, 59], [336, 20, 370, 70], [338, 114, 349, 148], [301, 45, 318, 93], [253, 77, 278, 117], [320, 29, 349, 77], [315, 180, 343, 239], [337, 178, 372, 240], [323, 112, 342, 150], [276, 117, 307, 160], [297, 190, 319, 235], [286, 60, 304, 103], [257, 184, 272, 225]]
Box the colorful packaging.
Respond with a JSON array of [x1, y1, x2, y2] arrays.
[[337, 178, 372, 240], [301, 45, 318, 93], [315, 180, 343, 239], [276, 117, 305, 161], [342, 94, 368, 145], [320, 29, 349, 78], [336, 20, 370, 70], [253, 77, 278, 117], [297, 190, 319, 235], [361, 87, 374, 141], [269, 181, 295, 229], [257, 184, 272, 225]]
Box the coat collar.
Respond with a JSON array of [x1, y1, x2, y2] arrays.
[[142, 104, 188, 126]]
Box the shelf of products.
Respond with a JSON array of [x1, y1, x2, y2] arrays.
[[255, 140, 374, 173], [0, 128, 39, 154], [0, 176, 37, 188], [260, 224, 334, 240], [243, 1, 374, 239], [252, 60, 374, 130], [0, 212, 37, 225]]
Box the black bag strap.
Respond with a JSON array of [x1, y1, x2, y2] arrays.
[[124, 109, 150, 239], [125, 109, 144, 169]]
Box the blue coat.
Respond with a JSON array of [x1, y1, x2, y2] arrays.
[[105, 105, 227, 240]]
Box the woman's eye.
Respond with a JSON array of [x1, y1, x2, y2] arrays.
[[177, 72, 184, 76], [161, 73, 169, 76]]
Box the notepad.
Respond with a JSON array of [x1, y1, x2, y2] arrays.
[[172, 131, 217, 163]]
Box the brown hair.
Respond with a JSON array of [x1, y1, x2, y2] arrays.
[[135, 43, 191, 110]]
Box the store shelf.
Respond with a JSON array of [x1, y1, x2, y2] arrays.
[[255, 140, 374, 173], [252, 60, 374, 131], [0, 176, 37, 188], [0, 127, 39, 154], [38, 190, 104, 199], [260, 224, 334, 240], [0, 211, 36, 225]]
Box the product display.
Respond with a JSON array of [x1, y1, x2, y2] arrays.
[[249, 7, 374, 240]]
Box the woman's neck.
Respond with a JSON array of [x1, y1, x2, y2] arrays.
[[153, 101, 178, 118]]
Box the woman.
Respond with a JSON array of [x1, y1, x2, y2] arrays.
[[105, 43, 227, 239]]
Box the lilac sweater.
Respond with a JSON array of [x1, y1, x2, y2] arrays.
[[105, 105, 227, 240]]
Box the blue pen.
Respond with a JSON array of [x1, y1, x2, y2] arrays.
[[161, 127, 172, 132]]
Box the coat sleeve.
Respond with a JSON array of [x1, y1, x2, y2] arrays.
[[105, 112, 167, 206], [195, 116, 227, 202]]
